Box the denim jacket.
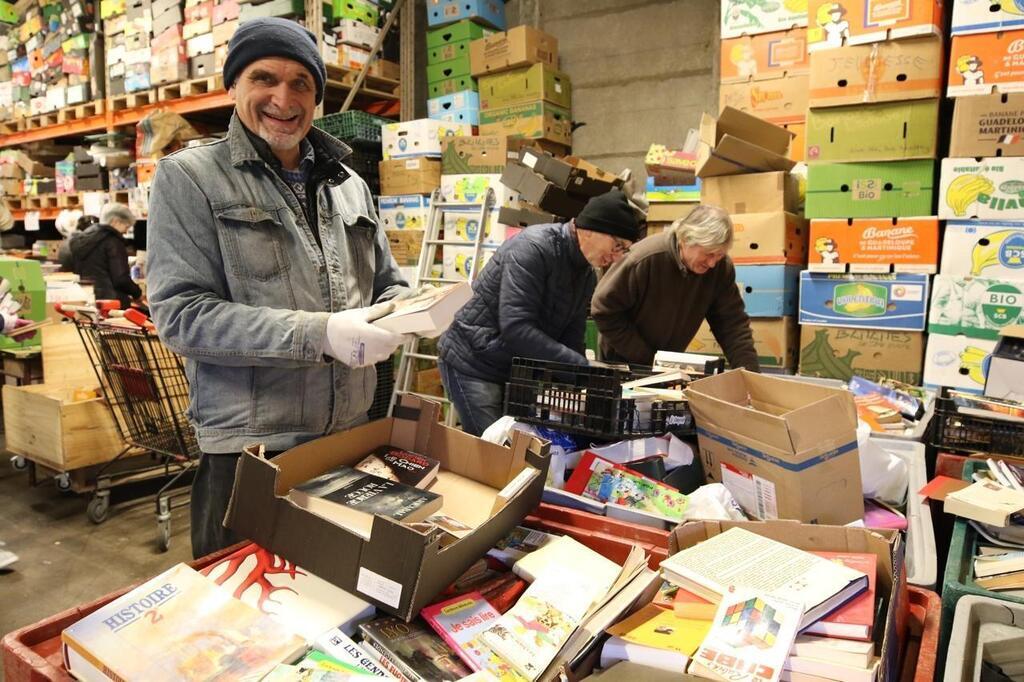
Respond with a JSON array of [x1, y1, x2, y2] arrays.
[[147, 113, 408, 454]]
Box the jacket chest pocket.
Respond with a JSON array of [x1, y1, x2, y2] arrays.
[[338, 214, 377, 307], [216, 206, 290, 283]]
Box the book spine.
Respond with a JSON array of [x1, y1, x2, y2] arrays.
[[360, 638, 419, 682], [62, 634, 130, 682]]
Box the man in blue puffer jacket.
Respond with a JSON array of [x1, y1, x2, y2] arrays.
[[438, 189, 640, 435]]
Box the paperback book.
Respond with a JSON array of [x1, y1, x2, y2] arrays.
[[487, 527, 558, 567], [564, 451, 688, 521], [421, 592, 502, 670], [604, 603, 711, 662], [355, 446, 440, 489], [315, 628, 396, 678], [359, 616, 472, 682]]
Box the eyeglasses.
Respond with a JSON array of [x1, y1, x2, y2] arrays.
[[611, 239, 632, 255]]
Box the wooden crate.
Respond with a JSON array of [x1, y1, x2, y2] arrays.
[[3, 384, 123, 471]]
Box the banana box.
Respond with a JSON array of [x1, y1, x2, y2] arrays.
[[805, 98, 940, 163], [808, 217, 939, 273], [386, 229, 425, 267], [442, 245, 495, 281], [734, 264, 800, 316], [0, 258, 44, 351], [948, 30, 1024, 97], [719, 74, 810, 125], [720, 28, 810, 83], [798, 272, 930, 331], [929, 275, 1024, 340], [442, 207, 507, 246], [440, 173, 521, 208], [950, 93, 1024, 158], [687, 317, 799, 369], [939, 157, 1024, 220], [806, 0, 943, 52], [377, 194, 431, 230], [953, 0, 1024, 35], [381, 119, 474, 160], [799, 326, 925, 384], [730, 212, 809, 265], [923, 332, 997, 393], [806, 160, 935, 218], [720, 0, 807, 40], [941, 221, 1024, 277]]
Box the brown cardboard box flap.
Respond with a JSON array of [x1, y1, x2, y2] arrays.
[[697, 108, 795, 178]]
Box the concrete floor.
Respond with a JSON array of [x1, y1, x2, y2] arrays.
[[0, 446, 192, 674]]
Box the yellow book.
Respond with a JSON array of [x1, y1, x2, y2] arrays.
[[605, 604, 711, 656]]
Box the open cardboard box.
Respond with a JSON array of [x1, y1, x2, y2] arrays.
[[697, 106, 795, 178], [224, 395, 551, 620]]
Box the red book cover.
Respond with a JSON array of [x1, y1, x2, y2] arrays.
[[805, 551, 876, 641]]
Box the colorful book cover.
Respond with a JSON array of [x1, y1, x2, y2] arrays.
[[294, 465, 441, 522], [200, 543, 375, 642], [564, 451, 688, 520], [262, 664, 357, 681], [691, 591, 804, 682], [359, 617, 472, 682], [421, 592, 502, 670], [299, 650, 375, 676], [652, 582, 717, 620], [806, 551, 877, 641], [62, 563, 306, 682], [315, 628, 396, 678], [356, 446, 440, 489], [605, 603, 711, 656], [488, 526, 557, 566]]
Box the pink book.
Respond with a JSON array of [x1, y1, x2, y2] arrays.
[[420, 592, 501, 671], [805, 551, 877, 641]]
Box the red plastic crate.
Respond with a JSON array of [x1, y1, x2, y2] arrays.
[[902, 585, 940, 682]]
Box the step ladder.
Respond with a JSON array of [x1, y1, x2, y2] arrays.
[[388, 186, 497, 424]]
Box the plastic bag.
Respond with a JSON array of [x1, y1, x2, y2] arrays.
[[858, 423, 908, 505], [681, 483, 747, 522]]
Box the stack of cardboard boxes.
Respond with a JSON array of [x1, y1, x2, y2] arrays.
[[795, 0, 944, 386], [0, 150, 55, 205], [238, 0, 303, 22], [103, 0, 154, 94], [1, 0, 98, 118], [927, 5, 1024, 393], [324, 0, 396, 76], [181, 0, 215, 81], [685, 108, 803, 372], [425, 1, 503, 107], [150, 0, 185, 86], [642, 134, 700, 236]]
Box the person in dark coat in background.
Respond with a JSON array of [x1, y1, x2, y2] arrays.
[[60, 203, 142, 309], [438, 189, 641, 436]]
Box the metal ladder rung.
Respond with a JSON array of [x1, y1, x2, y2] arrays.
[[425, 239, 494, 247], [405, 391, 452, 404], [404, 351, 439, 361], [419, 276, 467, 285], [434, 200, 494, 209]]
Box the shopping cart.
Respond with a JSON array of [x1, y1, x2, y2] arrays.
[[55, 303, 200, 551]]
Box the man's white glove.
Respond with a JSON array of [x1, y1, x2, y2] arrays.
[[323, 302, 406, 368]]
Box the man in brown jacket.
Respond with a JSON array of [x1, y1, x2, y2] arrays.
[[592, 204, 759, 371]]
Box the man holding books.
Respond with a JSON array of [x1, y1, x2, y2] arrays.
[[147, 18, 411, 558], [592, 205, 759, 371], [438, 190, 640, 436]]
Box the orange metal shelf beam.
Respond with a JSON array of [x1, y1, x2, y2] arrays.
[[11, 207, 60, 221]]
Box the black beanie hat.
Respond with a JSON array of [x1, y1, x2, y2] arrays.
[[575, 189, 640, 242], [224, 18, 327, 104]]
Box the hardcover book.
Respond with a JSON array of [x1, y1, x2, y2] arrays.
[[803, 552, 877, 641], [564, 451, 688, 521], [355, 446, 440, 489], [359, 617, 472, 682]]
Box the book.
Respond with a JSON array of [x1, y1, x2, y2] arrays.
[[540, 486, 606, 515], [945, 480, 1024, 527], [290, 466, 443, 539], [790, 634, 874, 668], [651, 581, 717, 620], [976, 551, 1024, 578], [802, 552, 876, 641], [690, 591, 804, 682], [976, 570, 1024, 591], [784, 653, 880, 682], [299, 650, 376, 676], [950, 390, 1024, 424], [358, 617, 472, 682], [659, 528, 869, 630], [262, 664, 358, 681], [604, 603, 711, 658], [563, 451, 688, 521], [599, 636, 691, 674], [355, 446, 440, 489], [421, 592, 502, 671], [586, 660, 690, 681], [373, 283, 472, 336], [200, 543, 375, 641], [315, 628, 397, 678], [512, 535, 621, 595], [488, 527, 558, 567], [61, 563, 307, 682]]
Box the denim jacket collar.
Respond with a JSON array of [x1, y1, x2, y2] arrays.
[[227, 112, 354, 186]]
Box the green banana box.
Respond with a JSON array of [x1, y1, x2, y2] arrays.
[[805, 160, 935, 218], [0, 258, 44, 351], [929, 275, 1024, 340], [924, 332, 996, 394], [939, 157, 1024, 220], [806, 99, 940, 163], [941, 221, 1024, 278], [798, 326, 924, 385]]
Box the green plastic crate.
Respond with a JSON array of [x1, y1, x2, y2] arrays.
[[936, 460, 1024, 680], [426, 19, 492, 49], [585, 318, 599, 356], [314, 110, 392, 144]]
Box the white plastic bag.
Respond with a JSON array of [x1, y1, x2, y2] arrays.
[[681, 483, 747, 522], [857, 423, 908, 505]]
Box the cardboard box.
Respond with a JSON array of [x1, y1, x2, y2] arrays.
[[984, 326, 1024, 401], [478, 63, 571, 110], [646, 202, 696, 223], [426, 18, 494, 49], [808, 217, 939, 273], [188, 52, 215, 79], [428, 76, 476, 98], [335, 18, 380, 49], [929, 275, 1024, 340], [685, 370, 863, 524], [805, 160, 936, 219], [950, 93, 1024, 157], [806, 0, 943, 51], [212, 17, 236, 46], [381, 119, 473, 160], [949, 30, 1024, 97], [440, 172, 520, 208], [939, 157, 1024, 220], [426, 55, 472, 84], [719, 74, 810, 125], [379, 158, 441, 196], [720, 28, 809, 83], [700, 171, 800, 214], [427, 90, 480, 126], [152, 5, 182, 35], [645, 176, 701, 203], [696, 106, 795, 178], [808, 35, 944, 107], [952, 0, 1024, 35], [799, 325, 925, 384], [186, 32, 214, 57], [337, 44, 371, 71], [721, 0, 807, 39], [798, 272, 931, 331], [377, 194, 431, 230], [443, 244, 495, 280], [686, 316, 799, 369], [469, 25, 557, 76], [212, 0, 239, 24], [479, 102, 572, 146], [923, 333, 997, 393], [441, 135, 508, 175], [497, 206, 558, 228], [443, 207, 506, 246], [427, 0, 506, 31], [385, 229, 424, 266], [941, 220, 1024, 277], [729, 212, 808, 265], [735, 264, 800, 317], [519, 148, 621, 198], [499, 161, 586, 217], [333, 0, 378, 24], [224, 396, 548, 619], [806, 98, 939, 162]]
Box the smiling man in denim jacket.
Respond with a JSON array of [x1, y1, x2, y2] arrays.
[[147, 18, 410, 558]]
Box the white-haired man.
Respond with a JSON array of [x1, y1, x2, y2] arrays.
[[60, 202, 142, 310], [592, 204, 759, 371]]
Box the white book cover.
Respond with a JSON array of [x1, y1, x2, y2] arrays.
[[785, 653, 880, 682], [790, 634, 874, 668], [373, 283, 472, 336], [315, 628, 397, 679]]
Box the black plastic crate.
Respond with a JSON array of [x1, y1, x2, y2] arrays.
[[314, 111, 392, 145], [929, 388, 1024, 456], [368, 357, 395, 421], [504, 358, 700, 440]]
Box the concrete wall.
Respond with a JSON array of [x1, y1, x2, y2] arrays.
[[506, 0, 721, 180]]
